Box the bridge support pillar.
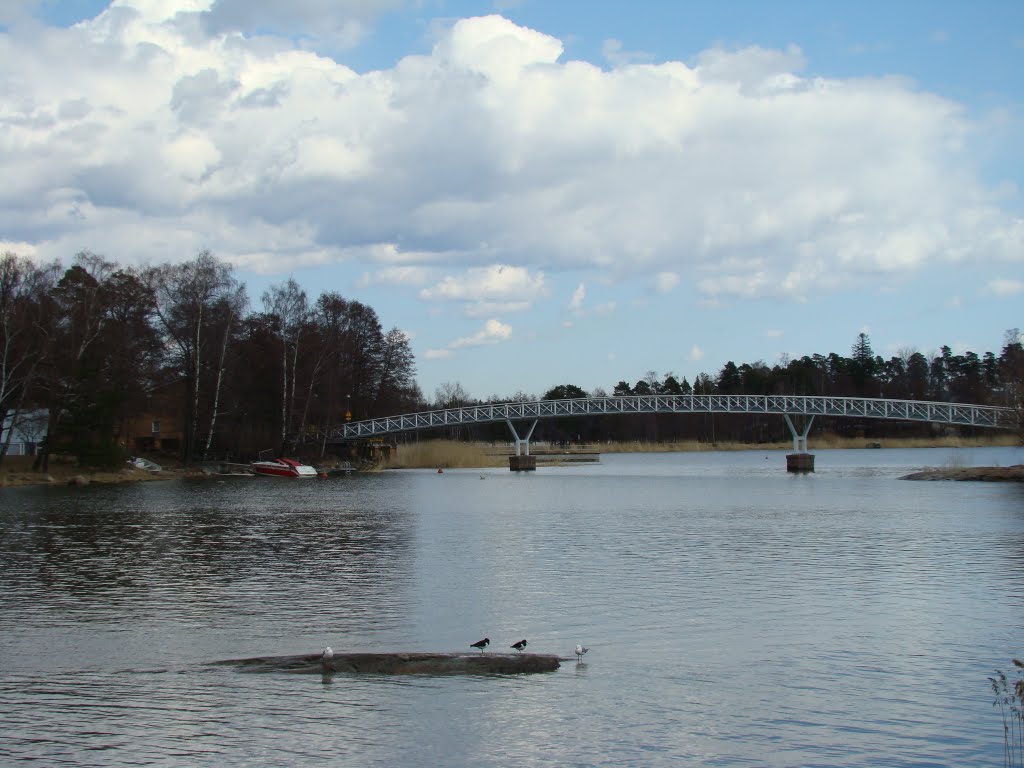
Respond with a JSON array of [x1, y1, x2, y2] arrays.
[[783, 414, 815, 473], [506, 419, 538, 471]]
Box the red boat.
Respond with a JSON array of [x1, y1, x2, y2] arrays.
[[251, 457, 319, 478]]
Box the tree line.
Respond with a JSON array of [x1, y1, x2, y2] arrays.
[[1, 250, 420, 468], [428, 331, 1024, 445]]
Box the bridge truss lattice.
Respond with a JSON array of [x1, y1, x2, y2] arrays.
[[332, 395, 1017, 449]]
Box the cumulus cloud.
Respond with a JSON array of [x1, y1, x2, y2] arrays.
[[0, 6, 1021, 314], [449, 318, 512, 348], [689, 345, 705, 361], [420, 265, 545, 317]]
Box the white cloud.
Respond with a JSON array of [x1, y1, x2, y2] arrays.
[[359, 266, 435, 287], [419, 264, 545, 316], [449, 318, 512, 349], [465, 301, 530, 317], [984, 277, 1024, 297], [199, 0, 402, 46], [689, 344, 704, 361], [765, 329, 783, 338], [421, 264, 545, 301], [0, 0, 36, 24], [568, 283, 585, 313], [602, 38, 655, 67], [423, 348, 453, 360], [0, 8, 1021, 309], [653, 271, 679, 294]]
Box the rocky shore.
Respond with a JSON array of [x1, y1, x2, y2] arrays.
[[900, 465, 1024, 482]]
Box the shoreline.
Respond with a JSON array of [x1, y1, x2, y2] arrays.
[[3, 438, 1020, 488]]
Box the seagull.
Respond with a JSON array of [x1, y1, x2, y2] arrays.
[[511, 639, 528, 653], [322, 646, 333, 661], [470, 637, 490, 652], [575, 644, 589, 662]]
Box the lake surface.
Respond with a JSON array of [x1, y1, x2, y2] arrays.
[[1, 446, 1023, 766]]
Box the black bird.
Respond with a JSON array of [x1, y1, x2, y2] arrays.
[[470, 637, 490, 652], [510, 639, 528, 653]]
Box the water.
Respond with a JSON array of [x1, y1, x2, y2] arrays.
[[1, 446, 1022, 766]]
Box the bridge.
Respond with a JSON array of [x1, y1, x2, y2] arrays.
[[332, 395, 1018, 469]]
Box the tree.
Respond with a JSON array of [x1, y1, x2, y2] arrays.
[[543, 384, 588, 400], [145, 251, 245, 464], [373, 327, 417, 415], [435, 381, 470, 409], [0, 253, 58, 465], [1000, 329, 1024, 442], [262, 278, 307, 448], [850, 332, 878, 395], [32, 253, 117, 470]]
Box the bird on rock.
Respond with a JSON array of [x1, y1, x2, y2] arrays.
[[322, 647, 334, 661], [575, 644, 589, 662], [470, 637, 490, 652], [511, 639, 528, 653]]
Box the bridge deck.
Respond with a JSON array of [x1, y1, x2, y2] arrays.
[[332, 395, 1017, 441]]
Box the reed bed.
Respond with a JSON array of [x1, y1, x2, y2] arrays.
[[379, 434, 1017, 469], [382, 440, 508, 470]]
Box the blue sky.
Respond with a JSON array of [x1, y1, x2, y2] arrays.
[[2, 1, 1022, 402]]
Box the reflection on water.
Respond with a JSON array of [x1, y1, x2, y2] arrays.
[[1, 447, 1023, 766]]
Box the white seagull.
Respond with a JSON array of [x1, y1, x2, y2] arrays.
[[322, 646, 334, 661], [574, 644, 589, 662]]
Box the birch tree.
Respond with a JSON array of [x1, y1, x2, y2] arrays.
[[261, 278, 307, 449], [145, 251, 245, 464]]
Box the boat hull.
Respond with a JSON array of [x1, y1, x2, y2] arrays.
[[251, 458, 318, 478]]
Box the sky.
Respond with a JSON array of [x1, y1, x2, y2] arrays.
[[2, 0, 1022, 402]]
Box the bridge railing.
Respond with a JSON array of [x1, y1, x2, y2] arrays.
[[332, 395, 1018, 440]]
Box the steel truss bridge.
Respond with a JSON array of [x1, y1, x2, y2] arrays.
[[332, 395, 1018, 455]]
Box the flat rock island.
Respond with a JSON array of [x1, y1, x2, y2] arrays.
[[214, 651, 563, 676]]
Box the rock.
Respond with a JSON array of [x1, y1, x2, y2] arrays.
[[901, 465, 1024, 482], [68, 475, 90, 486], [213, 651, 562, 676]]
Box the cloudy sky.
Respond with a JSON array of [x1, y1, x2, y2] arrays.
[[2, 0, 1022, 401]]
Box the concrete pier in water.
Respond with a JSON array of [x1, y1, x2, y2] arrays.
[[786, 453, 815, 472]]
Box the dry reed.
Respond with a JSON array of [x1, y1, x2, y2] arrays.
[[378, 434, 1016, 469]]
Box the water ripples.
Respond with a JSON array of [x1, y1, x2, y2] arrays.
[[1, 449, 1023, 765]]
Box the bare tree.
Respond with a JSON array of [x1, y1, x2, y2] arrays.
[[202, 286, 248, 458], [262, 278, 308, 449], [145, 251, 245, 464], [32, 252, 116, 471], [0, 253, 58, 465]]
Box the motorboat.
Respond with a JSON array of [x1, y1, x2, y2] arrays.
[[251, 457, 319, 478]]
